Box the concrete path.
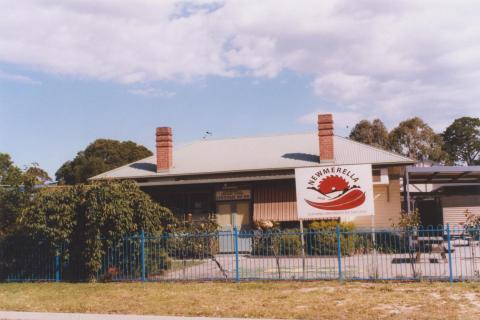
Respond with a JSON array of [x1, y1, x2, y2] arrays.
[[0, 311, 270, 320]]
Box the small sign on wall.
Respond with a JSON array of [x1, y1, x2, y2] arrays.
[[215, 189, 251, 201], [295, 164, 374, 219]]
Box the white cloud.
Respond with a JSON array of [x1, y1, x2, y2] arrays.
[[0, 69, 41, 85], [0, 0, 479, 128], [128, 87, 176, 98]]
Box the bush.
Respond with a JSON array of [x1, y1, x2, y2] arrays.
[[306, 221, 357, 256], [167, 215, 219, 259], [0, 233, 57, 281], [1, 180, 176, 281], [251, 229, 303, 256], [145, 248, 172, 277]]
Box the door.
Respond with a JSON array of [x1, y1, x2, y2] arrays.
[[216, 201, 251, 230], [216, 201, 252, 253], [417, 198, 443, 227]]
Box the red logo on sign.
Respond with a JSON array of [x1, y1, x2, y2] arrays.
[[305, 169, 366, 211]]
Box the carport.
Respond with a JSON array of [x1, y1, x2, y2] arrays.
[[404, 166, 480, 226]]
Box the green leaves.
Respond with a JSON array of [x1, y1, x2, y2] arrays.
[[389, 117, 446, 162], [442, 117, 480, 165], [9, 180, 175, 281], [349, 119, 390, 150], [350, 116, 480, 165], [55, 139, 152, 185]]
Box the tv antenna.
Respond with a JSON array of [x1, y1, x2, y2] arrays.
[[202, 131, 213, 139]]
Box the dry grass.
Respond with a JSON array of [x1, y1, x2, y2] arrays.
[[1, 281, 480, 319]]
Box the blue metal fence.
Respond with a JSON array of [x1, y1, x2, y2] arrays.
[[4, 225, 480, 282]]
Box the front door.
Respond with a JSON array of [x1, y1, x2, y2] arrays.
[[216, 201, 252, 253], [216, 201, 251, 230]]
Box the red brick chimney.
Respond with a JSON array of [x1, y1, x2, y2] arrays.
[[156, 127, 173, 171], [318, 114, 334, 162]]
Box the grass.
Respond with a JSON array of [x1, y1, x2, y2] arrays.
[[1, 281, 480, 319]]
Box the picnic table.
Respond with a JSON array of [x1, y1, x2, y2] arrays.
[[411, 236, 449, 262]]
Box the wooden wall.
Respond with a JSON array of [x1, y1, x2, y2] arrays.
[[353, 179, 402, 228], [253, 180, 298, 221], [442, 195, 480, 227]]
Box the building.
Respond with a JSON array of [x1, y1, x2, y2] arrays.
[[92, 114, 414, 230], [404, 166, 480, 227]]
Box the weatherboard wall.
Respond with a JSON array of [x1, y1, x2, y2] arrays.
[[441, 195, 480, 227], [252, 176, 402, 227], [353, 179, 402, 228]]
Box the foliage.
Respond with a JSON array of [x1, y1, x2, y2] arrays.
[[389, 117, 446, 162], [1, 180, 176, 281], [0, 154, 50, 237], [464, 209, 480, 228], [391, 209, 421, 230], [24, 164, 52, 185], [464, 209, 480, 240], [252, 220, 303, 257], [442, 117, 480, 165], [349, 119, 390, 149], [145, 249, 172, 277], [390, 209, 421, 278], [252, 229, 303, 256], [167, 215, 220, 259], [55, 139, 152, 185], [306, 221, 358, 256], [0, 154, 55, 279], [308, 220, 355, 232], [0, 153, 23, 186], [251, 221, 360, 257]]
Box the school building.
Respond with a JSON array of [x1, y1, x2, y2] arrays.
[[92, 114, 414, 230]]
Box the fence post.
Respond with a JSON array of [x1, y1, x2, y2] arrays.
[[55, 251, 60, 282], [447, 224, 453, 283], [299, 220, 306, 280], [233, 225, 240, 283], [336, 225, 342, 281], [141, 229, 146, 282]]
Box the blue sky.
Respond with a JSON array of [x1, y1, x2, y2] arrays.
[[1, 1, 479, 177], [0, 66, 339, 177]]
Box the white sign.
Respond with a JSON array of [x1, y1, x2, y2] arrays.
[[295, 164, 374, 219], [215, 189, 251, 201]]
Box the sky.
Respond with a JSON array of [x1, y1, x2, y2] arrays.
[[1, 0, 480, 178]]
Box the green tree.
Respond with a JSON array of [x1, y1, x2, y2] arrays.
[[389, 117, 446, 162], [0, 153, 23, 186], [442, 117, 480, 165], [349, 119, 390, 149], [24, 163, 52, 185], [56, 139, 152, 184], [0, 153, 51, 236], [14, 180, 176, 281]]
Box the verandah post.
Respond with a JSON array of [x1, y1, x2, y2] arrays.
[[141, 229, 146, 282], [447, 224, 453, 283], [234, 225, 240, 283], [336, 225, 342, 281]]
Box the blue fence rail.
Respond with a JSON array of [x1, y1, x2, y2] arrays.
[[4, 225, 480, 282]]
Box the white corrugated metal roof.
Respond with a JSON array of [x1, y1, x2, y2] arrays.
[[91, 133, 413, 180]]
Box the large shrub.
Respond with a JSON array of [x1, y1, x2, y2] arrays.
[[251, 227, 303, 257], [2, 180, 176, 281], [167, 215, 219, 259], [306, 221, 358, 256]]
